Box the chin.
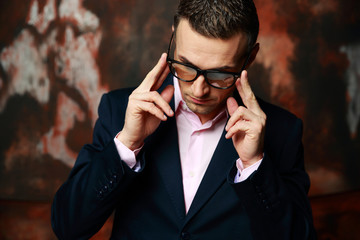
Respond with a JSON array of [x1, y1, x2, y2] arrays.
[[191, 105, 216, 116]]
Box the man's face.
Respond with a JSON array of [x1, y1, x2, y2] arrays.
[[174, 19, 248, 123]]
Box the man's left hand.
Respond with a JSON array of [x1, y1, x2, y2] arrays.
[[225, 70, 266, 168]]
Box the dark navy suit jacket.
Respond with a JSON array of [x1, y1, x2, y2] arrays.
[[51, 75, 316, 239]]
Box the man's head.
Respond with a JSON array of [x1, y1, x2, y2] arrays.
[[174, 0, 259, 55], [169, 0, 260, 123]]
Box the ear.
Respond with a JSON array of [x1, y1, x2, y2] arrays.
[[245, 43, 259, 69], [172, 25, 175, 32]]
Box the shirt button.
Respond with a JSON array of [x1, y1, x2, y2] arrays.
[[189, 171, 194, 177]]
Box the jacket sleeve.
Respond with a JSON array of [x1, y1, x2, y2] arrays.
[[228, 117, 317, 239], [51, 91, 143, 239]]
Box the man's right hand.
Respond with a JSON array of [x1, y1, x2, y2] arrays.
[[116, 53, 174, 150]]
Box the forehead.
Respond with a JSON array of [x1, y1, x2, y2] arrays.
[[174, 19, 248, 69]]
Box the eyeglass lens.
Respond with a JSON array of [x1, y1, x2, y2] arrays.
[[169, 62, 235, 88]]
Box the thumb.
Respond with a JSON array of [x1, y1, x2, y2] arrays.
[[160, 85, 174, 103], [227, 97, 238, 116]]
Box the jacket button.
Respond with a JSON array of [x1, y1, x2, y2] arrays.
[[98, 190, 103, 198], [181, 232, 190, 240]]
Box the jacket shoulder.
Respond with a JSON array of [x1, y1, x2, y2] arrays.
[[257, 97, 301, 125], [105, 87, 136, 102]]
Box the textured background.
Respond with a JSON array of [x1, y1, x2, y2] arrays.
[[0, 0, 359, 239]]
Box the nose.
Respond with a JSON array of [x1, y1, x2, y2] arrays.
[[191, 75, 210, 97]]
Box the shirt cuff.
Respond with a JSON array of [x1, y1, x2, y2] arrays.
[[234, 158, 263, 183], [113, 134, 142, 171]]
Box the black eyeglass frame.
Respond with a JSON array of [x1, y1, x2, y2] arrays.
[[166, 32, 252, 90]]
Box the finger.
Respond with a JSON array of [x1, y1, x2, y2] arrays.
[[133, 90, 173, 117], [225, 106, 258, 131], [159, 85, 175, 116], [160, 84, 174, 103], [151, 63, 170, 91], [137, 101, 168, 121], [236, 71, 264, 117], [225, 118, 264, 140], [225, 120, 251, 139], [139, 53, 168, 91], [226, 97, 239, 117], [226, 111, 266, 139]]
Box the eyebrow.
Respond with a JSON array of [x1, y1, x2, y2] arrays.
[[178, 55, 236, 71]]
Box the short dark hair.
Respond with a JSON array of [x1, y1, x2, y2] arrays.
[[174, 0, 259, 54]]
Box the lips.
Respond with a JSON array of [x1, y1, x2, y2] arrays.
[[189, 96, 211, 105]]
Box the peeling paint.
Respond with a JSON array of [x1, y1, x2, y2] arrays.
[[38, 92, 85, 167], [27, 0, 57, 34], [55, 26, 106, 125], [254, 0, 297, 96], [341, 43, 360, 138], [59, 0, 99, 32], [0, 0, 107, 168], [256, 34, 296, 93], [0, 29, 50, 111]]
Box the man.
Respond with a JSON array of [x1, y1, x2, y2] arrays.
[[52, 0, 316, 239]]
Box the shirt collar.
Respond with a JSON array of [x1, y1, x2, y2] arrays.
[[173, 76, 183, 113]]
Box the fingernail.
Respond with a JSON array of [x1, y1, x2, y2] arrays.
[[169, 109, 174, 116], [163, 115, 167, 120]]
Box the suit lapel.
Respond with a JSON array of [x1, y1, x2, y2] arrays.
[[184, 129, 238, 224], [145, 89, 186, 221]]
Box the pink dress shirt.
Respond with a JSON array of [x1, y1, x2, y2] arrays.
[[114, 77, 262, 213]]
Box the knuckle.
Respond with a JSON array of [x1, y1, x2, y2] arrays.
[[237, 106, 245, 114], [255, 124, 262, 133], [262, 113, 267, 121], [150, 91, 161, 101], [259, 114, 266, 125], [261, 118, 266, 126], [147, 103, 160, 115], [246, 93, 255, 102], [234, 121, 243, 130], [149, 103, 158, 112], [129, 93, 137, 101], [148, 91, 156, 98], [246, 93, 254, 101], [254, 121, 264, 133]]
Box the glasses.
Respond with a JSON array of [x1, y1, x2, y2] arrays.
[[166, 32, 251, 89]]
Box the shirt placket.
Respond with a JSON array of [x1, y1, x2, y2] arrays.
[[183, 121, 215, 212]]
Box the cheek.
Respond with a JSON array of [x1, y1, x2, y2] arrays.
[[215, 89, 234, 102], [178, 81, 191, 94]]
